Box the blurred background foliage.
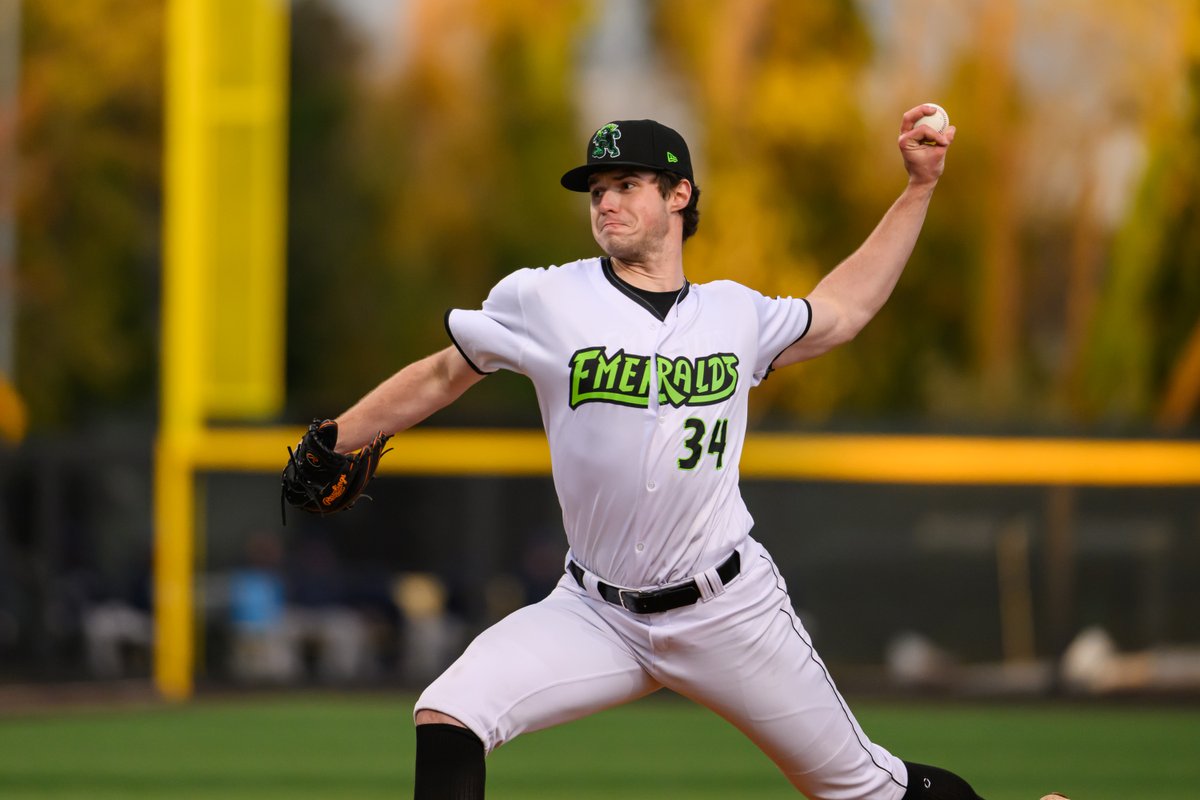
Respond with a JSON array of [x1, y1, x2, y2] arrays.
[[8, 0, 1200, 434], [15, 0, 163, 429]]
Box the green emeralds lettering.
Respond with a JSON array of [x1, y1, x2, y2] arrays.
[[656, 356, 686, 406], [696, 357, 710, 394], [637, 360, 656, 397], [618, 355, 640, 393], [569, 347, 739, 409], [569, 347, 649, 408], [674, 358, 693, 395], [594, 348, 622, 391], [691, 354, 739, 404]]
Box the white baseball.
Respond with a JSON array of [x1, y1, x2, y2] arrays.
[[914, 103, 949, 142]]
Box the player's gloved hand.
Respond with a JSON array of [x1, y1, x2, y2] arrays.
[[280, 419, 391, 523]]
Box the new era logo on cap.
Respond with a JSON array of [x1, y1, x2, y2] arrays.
[[561, 119, 694, 192]]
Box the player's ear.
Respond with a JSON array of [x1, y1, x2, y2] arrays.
[[668, 179, 692, 213]]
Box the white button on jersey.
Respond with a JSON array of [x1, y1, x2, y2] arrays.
[[446, 257, 812, 588]]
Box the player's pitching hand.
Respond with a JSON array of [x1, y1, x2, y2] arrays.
[[898, 103, 955, 186]]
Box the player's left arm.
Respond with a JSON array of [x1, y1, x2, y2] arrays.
[[772, 104, 955, 369], [333, 346, 485, 453]]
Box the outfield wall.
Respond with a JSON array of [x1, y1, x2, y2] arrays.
[[2, 429, 1198, 694]]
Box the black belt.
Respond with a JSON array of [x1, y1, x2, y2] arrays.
[[568, 551, 741, 614]]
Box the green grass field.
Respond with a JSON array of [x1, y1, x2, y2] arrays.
[[1, 693, 1197, 799]]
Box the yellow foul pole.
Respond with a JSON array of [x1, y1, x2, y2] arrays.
[[158, 0, 290, 700], [157, 0, 207, 701]]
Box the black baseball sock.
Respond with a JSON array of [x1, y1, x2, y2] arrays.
[[902, 761, 986, 800], [413, 723, 486, 799]]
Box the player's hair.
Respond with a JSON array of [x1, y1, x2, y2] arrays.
[[656, 171, 701, 242]]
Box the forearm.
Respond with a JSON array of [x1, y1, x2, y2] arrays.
[[334, 346, 482, 453], [773, 104, 953, 369], [772, 179, 939, 368]]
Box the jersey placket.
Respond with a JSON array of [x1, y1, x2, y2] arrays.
[[634, 304, 684, 562]]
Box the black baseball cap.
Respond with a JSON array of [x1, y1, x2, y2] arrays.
[[560, 119, 694, 192]]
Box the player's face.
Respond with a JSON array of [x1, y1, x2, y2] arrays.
[[588, 170, 675, 262]]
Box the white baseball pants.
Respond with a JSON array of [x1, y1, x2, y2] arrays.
[[416, 536, 909, 800]]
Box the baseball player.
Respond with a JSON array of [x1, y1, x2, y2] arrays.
[[305, 109, 1062, 800]]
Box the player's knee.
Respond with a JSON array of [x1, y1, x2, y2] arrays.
[[415, 708, 468, 728]]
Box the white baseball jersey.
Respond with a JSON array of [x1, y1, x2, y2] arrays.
[[424, 256, 911, 799], [446, 256, 812, 589]]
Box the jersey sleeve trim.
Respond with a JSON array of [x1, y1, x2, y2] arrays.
[[763, 297, 813, 380], [443, 308, 491, 375]]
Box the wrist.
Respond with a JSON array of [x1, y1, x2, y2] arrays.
[[904, 175, 939, 194]]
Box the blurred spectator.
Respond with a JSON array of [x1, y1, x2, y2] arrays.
[[393, 571, 464, 684], [82, 599, 152, 679], [81, 554, 153, 680], [1062, 626, 1200, 694], [283, 535, 374, 683], [224, 530, 377, 684], [227, 530, 291, 682]]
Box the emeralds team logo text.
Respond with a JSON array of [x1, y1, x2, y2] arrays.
[[569, 347, 739, 409]]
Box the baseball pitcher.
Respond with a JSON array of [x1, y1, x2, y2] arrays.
[[282, 108, 1066, 800]]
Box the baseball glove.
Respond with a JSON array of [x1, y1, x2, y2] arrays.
[[280, 419, 391, 522]]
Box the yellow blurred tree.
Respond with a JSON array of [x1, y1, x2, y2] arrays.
[[17, 0, 163, 429], [355, 0, 592, 423], [285, 0, 392, 417], [882, 0, 1199, 430], [1084, 3, 1200, 430], [694, 0, 1200, 431], [657, 0, 880, 423], [284, 0, 1200, 432]]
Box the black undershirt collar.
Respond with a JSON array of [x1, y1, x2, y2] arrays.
[[601, 257, 690, 322]]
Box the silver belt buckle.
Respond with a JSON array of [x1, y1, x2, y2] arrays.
[[617, 588, 642, 613]]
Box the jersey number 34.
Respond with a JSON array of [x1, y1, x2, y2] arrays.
[[678, 418, 729, 471]]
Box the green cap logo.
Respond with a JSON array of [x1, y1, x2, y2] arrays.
[[591, 123, 621, 159], [667, 151, 679, 164]]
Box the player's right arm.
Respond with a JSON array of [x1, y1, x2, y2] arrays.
[[332, 346, 484, 453], [771, 104, 953, 368]]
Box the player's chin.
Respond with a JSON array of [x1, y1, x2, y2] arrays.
[[596, 231, 639, 259], [594, 232, 623, 255], [601, 243, 646, 264]]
